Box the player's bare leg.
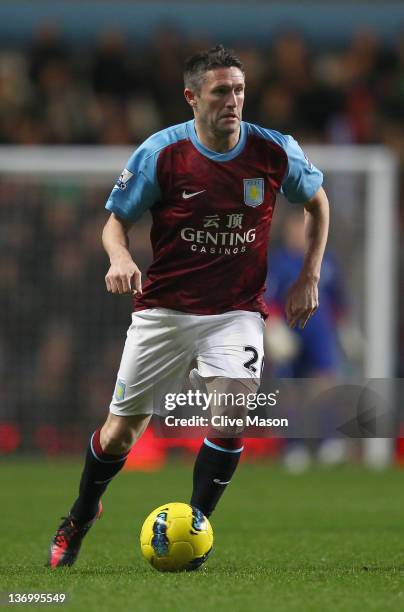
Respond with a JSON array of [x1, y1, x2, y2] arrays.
[[100, 412, 151, 454], [190, 376, 256, 517], [47, 413, 150, 568]]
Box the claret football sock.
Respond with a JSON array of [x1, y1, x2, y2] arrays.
[[70, 429, 129, 525], [190, 436, 244, 518]]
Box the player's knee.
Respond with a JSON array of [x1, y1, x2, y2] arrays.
[[100, 425, 136, 455], [211, 420, 245, 436], [101, 413, 150, 454], [102, 433, 134, 455]]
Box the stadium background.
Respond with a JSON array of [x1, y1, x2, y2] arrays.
[[0, 0, 403, 466]]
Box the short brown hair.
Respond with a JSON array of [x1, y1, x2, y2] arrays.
[[184, 44, 244, 92]]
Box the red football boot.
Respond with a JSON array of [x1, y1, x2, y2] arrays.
[[47, 502, 103, 568]]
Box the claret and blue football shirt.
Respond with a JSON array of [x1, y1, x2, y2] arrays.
[[105, 120, 323, 316]]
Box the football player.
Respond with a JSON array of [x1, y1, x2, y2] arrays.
[[47, 45, 329, 567]]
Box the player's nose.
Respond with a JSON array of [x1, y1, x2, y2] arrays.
[[225, 94, 237, 109], [228, 89, 239, 103]]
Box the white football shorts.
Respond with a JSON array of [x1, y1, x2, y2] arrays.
[[109, 308, 265, 417]]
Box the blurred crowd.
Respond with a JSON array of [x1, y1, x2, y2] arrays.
[[0, 179, 153, 428], [0, 23, 403, 155], [0, 23, 403, 441]]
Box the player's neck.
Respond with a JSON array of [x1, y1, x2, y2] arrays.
[[194, 121, 240, 153]]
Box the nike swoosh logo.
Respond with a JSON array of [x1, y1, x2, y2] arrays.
[[94, 477, 114, 484], [213, 478, 231, 485], [182, 189, 206, 199]]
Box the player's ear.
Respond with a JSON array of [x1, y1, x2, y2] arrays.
[[184, 88, 197, 109]]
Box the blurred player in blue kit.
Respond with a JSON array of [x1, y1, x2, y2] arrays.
[[47, 45, 329, 568], [264, 211, 349, 469], [265, 211, 347, 378]]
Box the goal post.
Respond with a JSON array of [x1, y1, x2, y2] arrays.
[[306, 146, 399, 468], [304, 145, 398, 380]]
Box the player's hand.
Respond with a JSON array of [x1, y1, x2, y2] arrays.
[[105, 257, 142, 295], [285, 275, 319, 329]]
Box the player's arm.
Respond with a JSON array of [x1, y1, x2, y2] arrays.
[[103, 145, 160, 295], [102, 213, 142, 295], [285, 186, 330, 328]]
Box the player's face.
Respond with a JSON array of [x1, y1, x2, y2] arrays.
[[192, 67, 245, 137]]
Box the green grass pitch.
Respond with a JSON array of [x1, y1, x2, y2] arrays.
[[1, 458, 404, 611]]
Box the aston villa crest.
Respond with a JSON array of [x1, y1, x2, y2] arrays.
[[243, 178, 264, 207], [115, 379, 126, 401]]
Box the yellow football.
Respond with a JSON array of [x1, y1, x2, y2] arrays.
[[140, 502, 213, 571]]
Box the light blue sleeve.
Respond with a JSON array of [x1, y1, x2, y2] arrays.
[[105, 144, 161, 222], [280, 135, 323, 204]]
